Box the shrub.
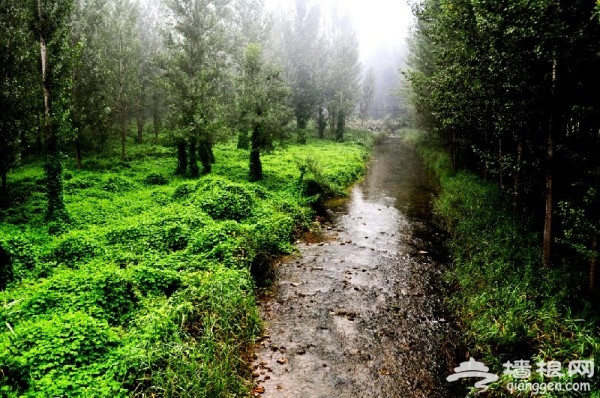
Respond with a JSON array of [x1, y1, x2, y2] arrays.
[[0, 233, 38, 286], [0, 311, 122, 397], [144, 173, 168, 186], [172, 183, 196, 200], [51, 231, 104, 267], [132, 266, 181, 296], [195, 177, 254, 221], [102, 175, 136, 192], [4, 265, 137, 326]]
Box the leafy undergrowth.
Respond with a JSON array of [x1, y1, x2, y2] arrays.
[[422, 148, 600, 397], [0, 137, 368, 397]]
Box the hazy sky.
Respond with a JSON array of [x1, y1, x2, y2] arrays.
[[265, 0, 415, 61]]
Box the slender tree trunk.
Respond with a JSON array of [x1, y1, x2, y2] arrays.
[[1, 167, 7, 199], [152, 94, 160, 142], [75, 138, 83, 170], [136, 116, 144, 144], [498, 137, 504, 189], [514, 136, 523, 206], [189, 137, 199, 177], [335, 110, 345, 142], [543, 58, 558, 267], [317, 106, 326, 139], [176, 141, 187, 175], [120, 114, 126, 161], [590, 237, 597, 293], [38, 3, 67, 224], [249, 121, 262, 181]]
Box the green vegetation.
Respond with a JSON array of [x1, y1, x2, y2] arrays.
[[420, 145, 600, 397], [0, 137, 369, 397]]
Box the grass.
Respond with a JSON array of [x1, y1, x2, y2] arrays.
[[419, 146, 600, 397], [0, 134, 370, 397]]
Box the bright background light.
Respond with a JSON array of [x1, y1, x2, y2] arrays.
[[264, 0, 414, 61]]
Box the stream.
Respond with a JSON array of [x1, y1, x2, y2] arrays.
[[252, 137, 461, 397]]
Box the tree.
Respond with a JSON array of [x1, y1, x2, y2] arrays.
[[105, 0, 141, 161], [283, 0, 322, 131], [0, 1, 34, 201], [359, 68, 376, 125], [408, 0, 600, 290], [324, 9, 361, 141], [163, 0, 233, 176], [70, 0, 113, 167], [239, 44, 291, 181], [30, 0, 74, 224]]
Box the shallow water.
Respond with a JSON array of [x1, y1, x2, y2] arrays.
[[252, 138, 460, 397]]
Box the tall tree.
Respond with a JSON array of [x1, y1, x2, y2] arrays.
[[283, 0, 322, 131], [324, 9, 361, 141], [239, 43, 291, 181], [163, 0, 233, 176], [106, 0, 141, 161], [359, 68, 376, 125], [30, 0, 74, 223], [0, 1, 34, 201]]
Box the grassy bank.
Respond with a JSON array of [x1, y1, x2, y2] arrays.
[[418, 144, 600, 397], [0, 135, 370, 397]]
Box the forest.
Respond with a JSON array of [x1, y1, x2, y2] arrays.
[[2, 0, 600, 396], [0, 0, 378, 396], [408, 0, 600, 396]]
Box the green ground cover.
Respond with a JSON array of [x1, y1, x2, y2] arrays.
[[0, 135, 370, 397], [419, 145, 600, 397]]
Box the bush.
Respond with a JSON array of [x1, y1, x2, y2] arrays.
[[102, 175, 136, 192], [3, 265, 137, 326], [172, 183, 196, 200], [195, 177, 254, 221], [51, 231, 104, 267], [132, 265, 181, 296], [0, 233, 38, 286], [0, 312, 122, 397], [144, 173, 168, 186]]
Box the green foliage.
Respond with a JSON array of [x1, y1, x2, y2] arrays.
[[0, 138, 369, 397], [50, 231, 104, 267], [427, 148, 600, 396], [172, 183, 196, 200], [195, 177, 255, 221], [132, 266, 181, 296], [144, 173, 168, 186], [0, 311, 123, 397]]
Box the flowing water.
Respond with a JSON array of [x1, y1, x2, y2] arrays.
[[252, 137, 461, 397]]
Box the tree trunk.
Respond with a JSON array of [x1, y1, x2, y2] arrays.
[[75, 138, 83, 170], [136, 116, 144, 144], [335, 110, 345, 142], [543, 58, 558, 267], [590, 237, 597, 293], [249, 122, 262, 181], [176, 141, 187, 175], [1, 167, 7, 201], [120, 114, 126, 161], [498, 137, 504, 189], [152, 94, 161, 142], [198, 140, 212, 174], [189, 137, 199, 177], [513, 136, 523, 206], [317, 107, 326, 139], [38, 5, 67, 224]]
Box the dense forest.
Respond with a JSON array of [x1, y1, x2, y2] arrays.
[[408, 0, 600, 395], [0, 0, 376, 206], [0, 0, 381, 396]]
